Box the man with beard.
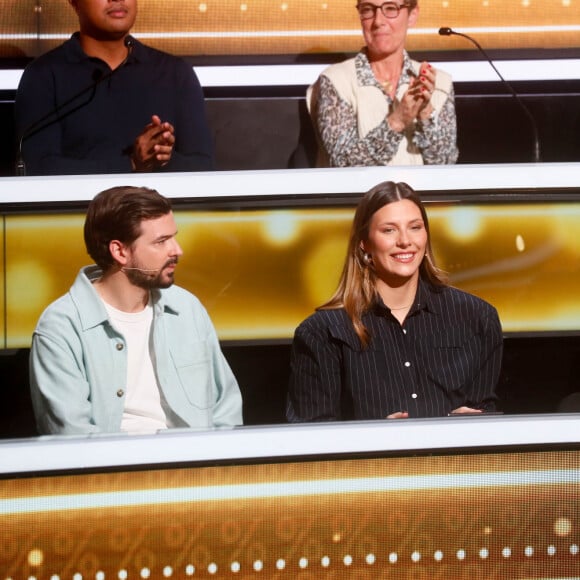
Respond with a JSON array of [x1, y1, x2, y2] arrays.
[[29, 186, 242, 434]]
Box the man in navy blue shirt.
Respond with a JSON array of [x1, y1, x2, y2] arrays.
[[15, 0, 214, 175]]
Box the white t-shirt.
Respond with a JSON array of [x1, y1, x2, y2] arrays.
[[103, 298, 170, 433]]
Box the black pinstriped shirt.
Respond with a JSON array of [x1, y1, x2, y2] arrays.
[[287, 279, 503, 422]]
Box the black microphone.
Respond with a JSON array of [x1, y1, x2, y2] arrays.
[[15, 36, 134, 176], [438, 27, 541, 163]]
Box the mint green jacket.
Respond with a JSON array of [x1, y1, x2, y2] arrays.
[[30, 266, 243, 434]]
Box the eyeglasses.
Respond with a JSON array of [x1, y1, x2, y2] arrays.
[[356, 2, 409, 20]]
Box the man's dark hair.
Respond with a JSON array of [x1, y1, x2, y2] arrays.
[[84, 186, 172, 271]]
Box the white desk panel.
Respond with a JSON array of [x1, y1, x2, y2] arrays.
[[0, 414, 578, 476], [1, 163, 580, 205], [3, 59, 580, 90]]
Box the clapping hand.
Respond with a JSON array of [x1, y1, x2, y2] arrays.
[[131, 115, 175, 172], [388, 61, 435, 131]]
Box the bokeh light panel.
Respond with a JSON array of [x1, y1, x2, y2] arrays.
[[1, 0, 580, 57], [3, 201, 580, 347]]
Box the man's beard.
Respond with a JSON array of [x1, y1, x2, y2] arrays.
[[123, 259, 177, 290]]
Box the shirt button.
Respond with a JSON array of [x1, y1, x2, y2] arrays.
[[117, 389, 124, 398], [411, 393, 418, 399], [403, 329, 407, 334], [116, 343, 124, 351], [404, 361, 411, 367]]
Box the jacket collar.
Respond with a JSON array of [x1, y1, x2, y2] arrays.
[[69, 266, 179, 332]]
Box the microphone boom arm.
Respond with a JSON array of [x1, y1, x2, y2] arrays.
[[15, 36, 134, 176], [439, 27, 541, 163]]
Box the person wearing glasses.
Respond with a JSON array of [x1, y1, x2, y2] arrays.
[[287, 181, 502, 421], [307, 1, 458, 167]]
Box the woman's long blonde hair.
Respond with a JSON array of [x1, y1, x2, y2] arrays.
[[318, 181, 447, 347]]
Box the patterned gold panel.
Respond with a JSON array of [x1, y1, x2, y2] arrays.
[[1, 451, 579, 578]]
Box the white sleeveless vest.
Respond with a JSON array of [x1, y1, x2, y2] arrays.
[[307, 57, 453, 166]]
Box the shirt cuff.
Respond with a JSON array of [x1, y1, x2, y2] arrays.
[[414, 111, 437, 149]]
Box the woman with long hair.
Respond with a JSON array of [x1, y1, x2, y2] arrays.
[[287, 181, 502, 421]]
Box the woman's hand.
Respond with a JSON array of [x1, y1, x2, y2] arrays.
[[386, 411, 409, 419], [414, 61, 436, 120], [449, 406, 483, 415], [388, 61, 435, 131]]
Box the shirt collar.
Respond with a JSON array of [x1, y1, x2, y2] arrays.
[[371, 277, 442, 317], [355, 49, 416, 90], [414, 277, 445, 315], [64, 32, 144, 65], [150, 287, 180, 316], [64, 33, 90, 64], [72, 266, 179, 331]]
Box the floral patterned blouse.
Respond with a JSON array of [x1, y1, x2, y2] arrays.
[[316, 50, 459, 166]]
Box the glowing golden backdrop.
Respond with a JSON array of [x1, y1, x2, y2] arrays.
[[3, 201, 580, 347], [1, 0, 579, 57]]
